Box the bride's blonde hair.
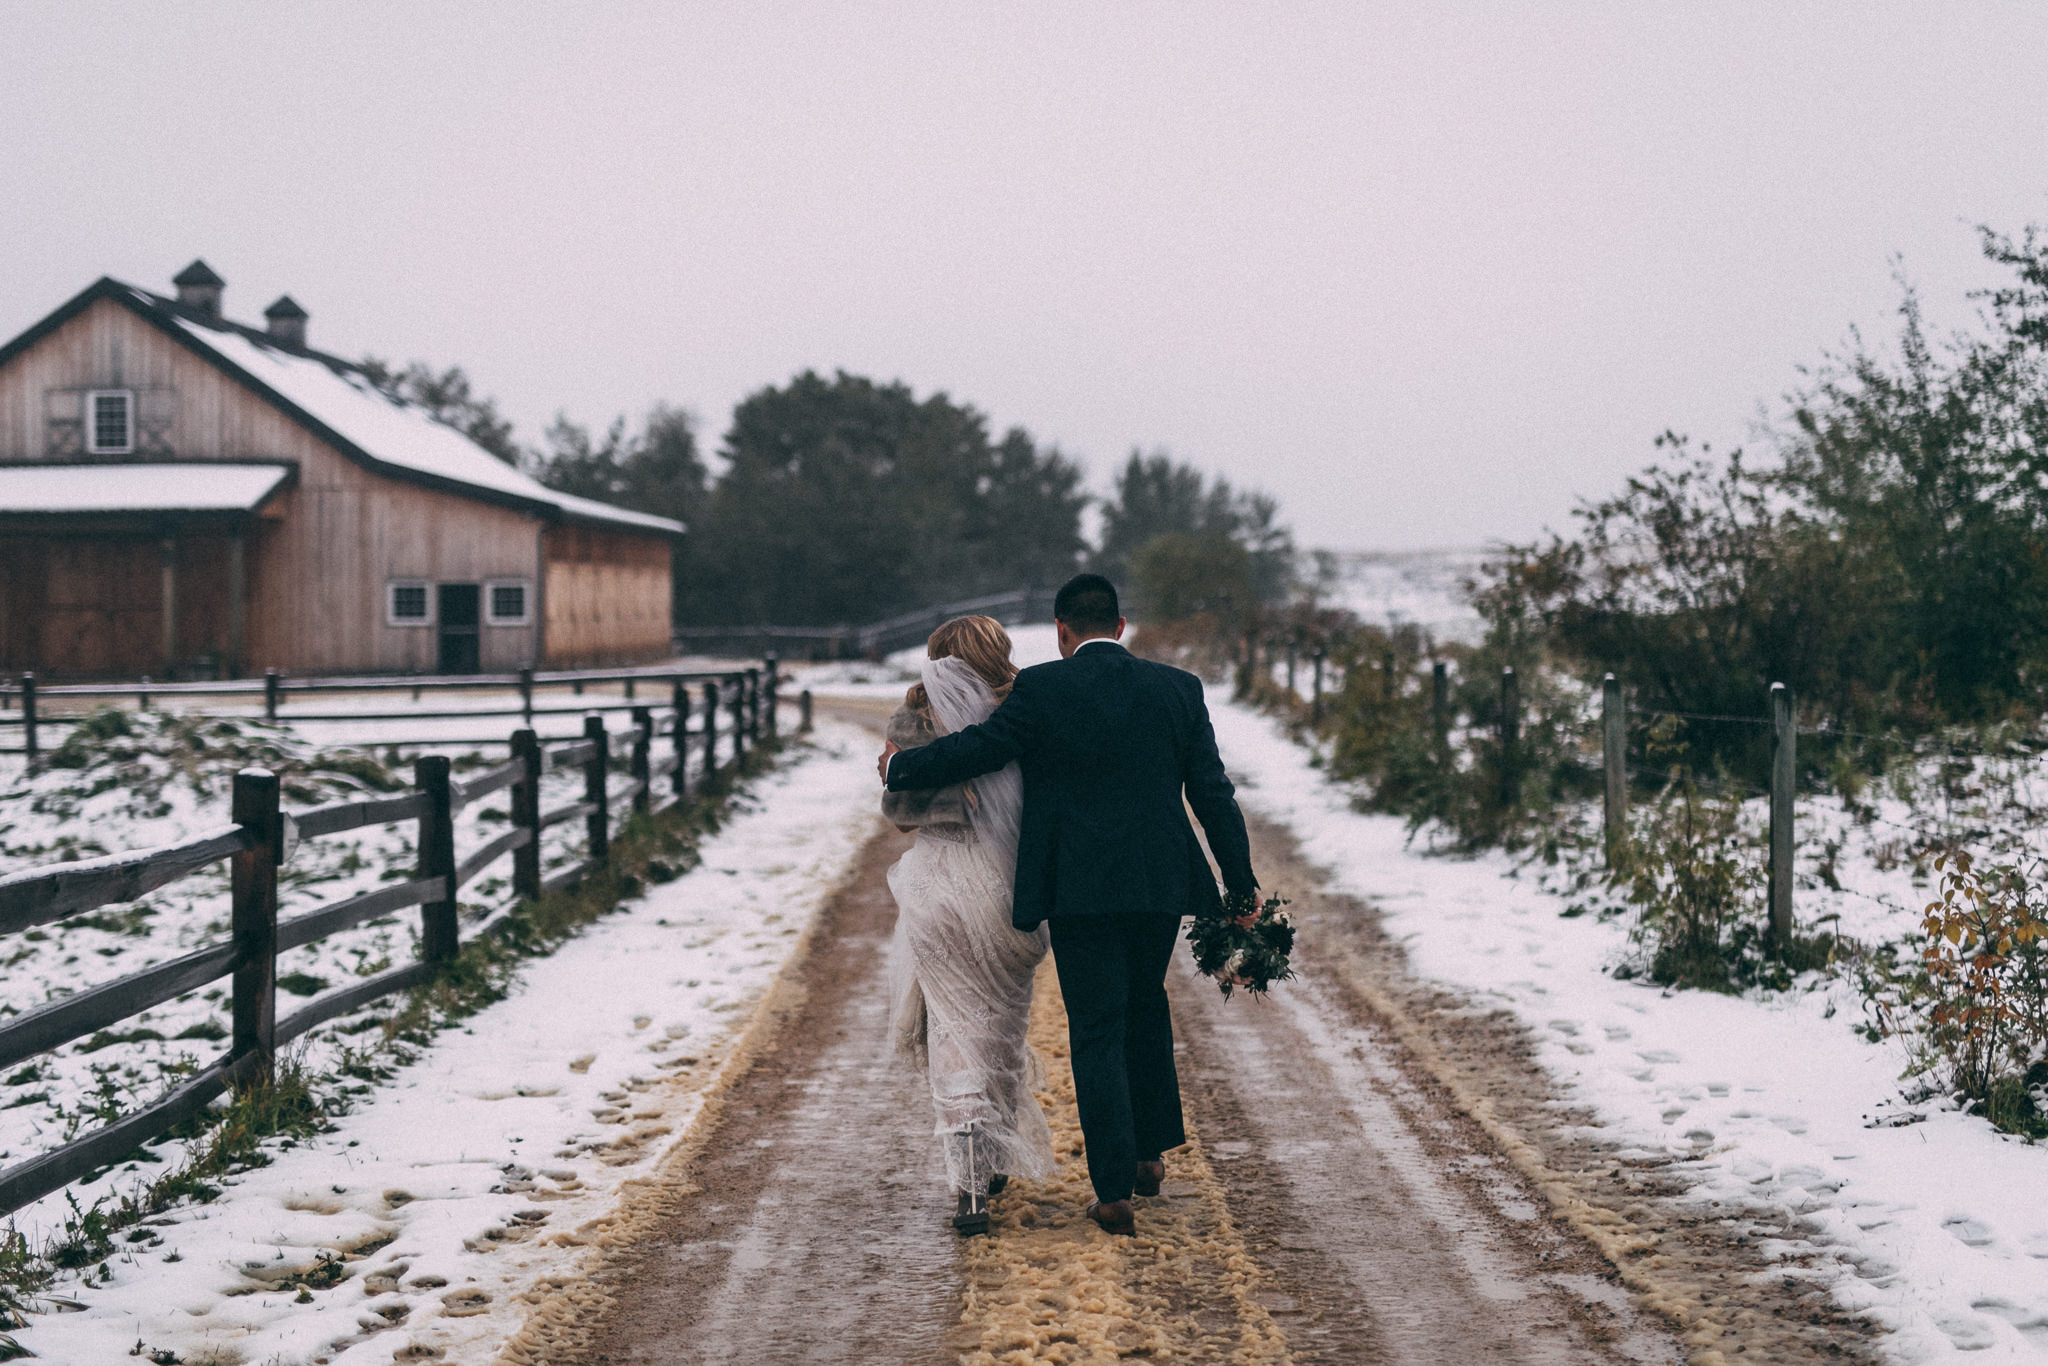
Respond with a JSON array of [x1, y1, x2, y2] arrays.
[[906, 614, 1016, 718]]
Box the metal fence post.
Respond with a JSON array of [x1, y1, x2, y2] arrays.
[[747, 668, 761, 747], [800, 688, 814, 734], [1603, 673, 1626, 866], [414, 755, 459, 963], [264, 667, 281, 722], [631, 705, 653, 815], [1431, 661, 1450, 765], [584, 713, 610, 867], [518, 666, 534, 724], [139, 675, 151, 710], [1310, 648, 1326, 723], [1770, 682, 1796, 952], [703, 680, 720, 779], [671, 680, 691, 802], [510, 728, 542, 901], [765, 655, 780, 739], [230, 768, 282, 1087], [1499, 666, 1521, 809], [1286, 638, 1298, 696], [19, 674, 35, 768]]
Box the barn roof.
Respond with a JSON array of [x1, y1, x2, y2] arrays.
[[0, 461, 292, 516], [0, 278, 684, 538]]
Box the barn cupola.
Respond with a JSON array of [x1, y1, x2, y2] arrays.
[[172, 259, 224, 317], [263, 294, 308, 348]]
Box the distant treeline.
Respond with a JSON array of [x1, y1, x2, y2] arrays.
[[1478, 222, 2048, 745], [366, 363, 1294, 628]]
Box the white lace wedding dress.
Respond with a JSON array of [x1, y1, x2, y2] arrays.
[[883, 657, 1055, 1198]]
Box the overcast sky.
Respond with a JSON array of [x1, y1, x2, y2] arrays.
[[4, 3, 2046, 551]]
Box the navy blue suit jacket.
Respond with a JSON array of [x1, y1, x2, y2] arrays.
[[885, 642, 1257, 931]]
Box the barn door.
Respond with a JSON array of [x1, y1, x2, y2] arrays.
[[437, 583, 481, 675]]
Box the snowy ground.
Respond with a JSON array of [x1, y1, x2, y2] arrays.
[[1321, 547, 1488, 645], [782, 619, 1067, 701], [8, 717, 880, 1365], [1211, 700, 2048, 1363], [0, 711, 623, 1175]]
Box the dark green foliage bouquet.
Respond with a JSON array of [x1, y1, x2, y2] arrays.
[[1187, 893, 1295, 998]]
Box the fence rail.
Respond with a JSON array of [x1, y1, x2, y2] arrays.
[[1, 660, 781, 766], [0, 664, 783, 1219]]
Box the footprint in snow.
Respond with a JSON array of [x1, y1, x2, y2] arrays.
[[1944, 1215, 1997, 1248]]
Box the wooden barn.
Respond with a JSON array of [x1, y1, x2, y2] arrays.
[[0, 261, 682, 679]]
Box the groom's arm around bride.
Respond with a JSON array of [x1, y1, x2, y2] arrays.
[[880, 574, 1256, 1232]]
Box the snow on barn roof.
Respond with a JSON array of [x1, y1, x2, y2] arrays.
[[0, 462, 291, 515], [149, 300, 684, 537]]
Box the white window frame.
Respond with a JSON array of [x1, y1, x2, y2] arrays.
[[387, 579, 433, 627], [484, 579, 532, 627], [85, 389, 134, 454]]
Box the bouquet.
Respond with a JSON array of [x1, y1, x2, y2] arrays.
[[1187, 892, 1295, 998]]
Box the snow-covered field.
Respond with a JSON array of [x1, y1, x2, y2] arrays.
[[1322, 547, 1487, 644], [0, 711, 613, 1181], [1212, 700, 2048, 1362], [7, 718, 880, 1364]]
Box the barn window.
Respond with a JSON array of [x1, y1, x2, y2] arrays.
[[387, 580, 432, 626], [86, 390, 134, 453], [486, 580, 531, 626]]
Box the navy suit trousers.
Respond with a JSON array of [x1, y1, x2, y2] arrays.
[[1048, 912, 1188, 1203]]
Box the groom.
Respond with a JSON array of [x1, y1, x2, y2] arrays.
[[880, 573, 1258, 1235]]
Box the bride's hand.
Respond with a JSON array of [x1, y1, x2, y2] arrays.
[[877, 741, 899, 782]]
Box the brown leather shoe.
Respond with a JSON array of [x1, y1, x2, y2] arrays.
[[1134, 1160, 1164, 1198], [1085, 1198, 1135, 1236]]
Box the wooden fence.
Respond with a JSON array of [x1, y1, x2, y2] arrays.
[[0, 666, 805, 1218], [1236, 630, 1807, 949], [0, 661, 784, 763], [672, 586, 1059, 662]]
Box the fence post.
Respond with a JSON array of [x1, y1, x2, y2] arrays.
[[625, 674, 636, 701], [1769, 682, 1796, 952], [765, 655, 780, 739], [1602, 673, 1627, 866], [631, 705, 653, 815], [230, 767, 282, 1088], [584, 713, 610, 867], [1431, 661, 1450, 766], [671, 680, 691, 802], [1310, 648, 1326, 723], [19, 674, 35, 768], [1499, 666, 1521, 809], [746, 668, 761, 747], [730, 677, 747, 761], [510, 728, 542, 901], [518, 666, 534, 724], [139, 675, 151, 710], [800, 688, 814, 734], [1286, 638, 1298, 696], [264, 667, 281, 721], [703, 680, 720, 780], [414, 755, 459, 963]]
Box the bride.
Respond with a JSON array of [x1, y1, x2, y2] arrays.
[[882, 614, 1054, 1236]]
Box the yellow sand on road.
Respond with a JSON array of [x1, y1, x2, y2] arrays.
[[952, 964, 1289, 1365]]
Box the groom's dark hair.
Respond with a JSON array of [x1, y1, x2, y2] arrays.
[[1054, 574, 1120, 635]]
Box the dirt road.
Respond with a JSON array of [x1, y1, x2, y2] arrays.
[[533, 703, 1873, 1364]]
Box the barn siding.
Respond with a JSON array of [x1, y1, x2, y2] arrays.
[[541, 524, 672, 667]]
